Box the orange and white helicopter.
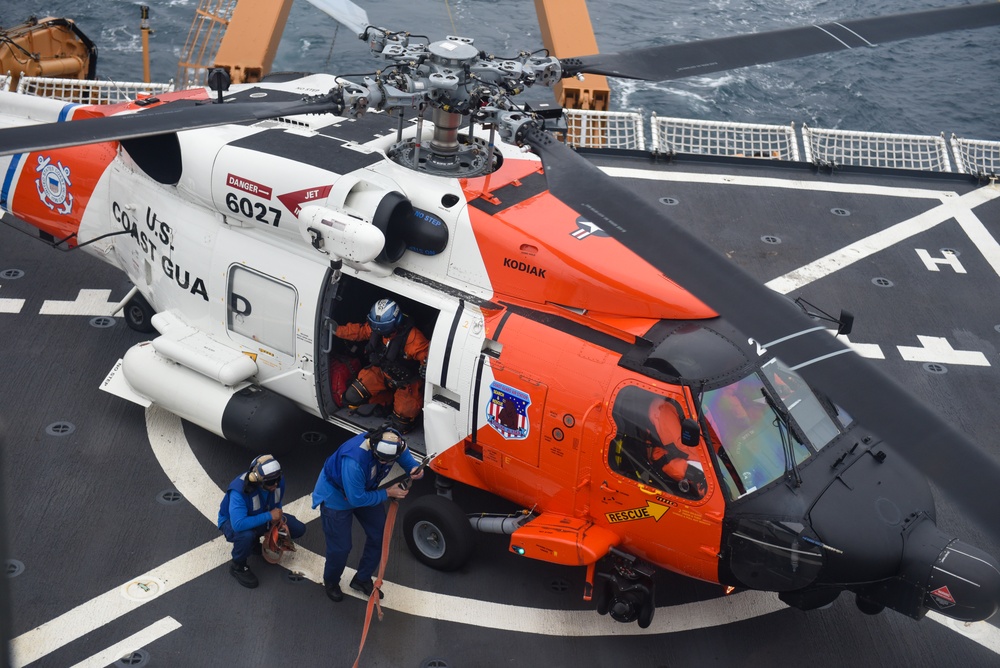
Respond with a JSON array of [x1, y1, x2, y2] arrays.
[[1, 0, 999, 629]]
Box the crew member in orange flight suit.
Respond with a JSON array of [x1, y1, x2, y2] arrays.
[[645, 397, 706, 499], [336, 299, 429, 433]]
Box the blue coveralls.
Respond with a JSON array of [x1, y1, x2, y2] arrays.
[[312, 432, 419, 585], [218, 474, 306, 563]]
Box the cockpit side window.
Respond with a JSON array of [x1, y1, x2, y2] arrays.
[[608, 385, 707, 500]]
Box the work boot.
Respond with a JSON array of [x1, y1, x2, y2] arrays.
[[350, 575, 383, 599], [390, 412, 416, 434], [229, 560, 259, 589], [325, 581, 344, 602]]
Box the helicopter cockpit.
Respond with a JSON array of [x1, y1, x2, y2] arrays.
[[702, 357, 850, 499], [620, 319, 855, 502]]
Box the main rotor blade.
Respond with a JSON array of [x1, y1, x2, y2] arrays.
[[562, 2, 1000, 81], [0, 94, 344, 158], [302, 0, 370, 38], [521, 126, 1000, 544]]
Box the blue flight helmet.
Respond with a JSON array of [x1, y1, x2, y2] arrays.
[[368, 299, 402, 335]]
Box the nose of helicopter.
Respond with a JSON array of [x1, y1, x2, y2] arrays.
[[904, 525, 1000, 622], [807, 447, 1000, 621]]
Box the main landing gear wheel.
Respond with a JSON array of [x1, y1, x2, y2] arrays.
[[124, 293, 157, 333], [403, 494, 474, 571]]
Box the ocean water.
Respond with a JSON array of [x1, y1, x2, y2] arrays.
[[2, 0, 998, 140]]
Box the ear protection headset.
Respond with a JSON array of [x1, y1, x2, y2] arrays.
[[650, 397, 701, 447], [247, 454, 282, 484], [369, 427, 406, 463]]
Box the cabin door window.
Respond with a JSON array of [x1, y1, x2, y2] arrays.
[[227, 266, 297, 355]]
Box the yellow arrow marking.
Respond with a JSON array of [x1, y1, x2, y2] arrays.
[[243, 352, 258, 362], [605, 501, 670, 524]]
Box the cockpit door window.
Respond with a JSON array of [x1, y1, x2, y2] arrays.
[[227, 265, 297, 355], [608, 385, 707, 500]]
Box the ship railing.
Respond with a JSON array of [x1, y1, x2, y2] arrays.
[[563, 109, 645, 150], [5, 79, 998, 177], [649, 115, 800, 161], [802, 125, 953, 172], [15, 75, 174, 105], [950, 135, 1000, 177]]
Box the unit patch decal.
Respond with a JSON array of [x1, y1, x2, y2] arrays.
[[35, 156, 73, 215], [486, 381, 531, 440]]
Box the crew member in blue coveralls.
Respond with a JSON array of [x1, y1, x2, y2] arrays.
[[218, 454, 307, 589], [312, 428, 423, 602]]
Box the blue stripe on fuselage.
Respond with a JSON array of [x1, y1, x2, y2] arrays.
[[57, 103, 80, 122], [1, 154, 24, 209]]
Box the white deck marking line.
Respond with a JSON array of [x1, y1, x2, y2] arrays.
[[0, 299, 24, 313], [144, 405, 319, 523], [953, 204, 1000, 280], [601, 165, 956, 199], [929, 612, 1000, 654], [765, 187, 1000, 294], [67, 617, 181, 668], [277, 545, 790, 635], [38, 288, 118, 316], [10, 539, 226, 667]]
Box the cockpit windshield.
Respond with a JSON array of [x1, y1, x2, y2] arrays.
[[701, 358, 842, 499]]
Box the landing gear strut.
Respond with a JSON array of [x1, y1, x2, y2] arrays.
[[595, 548, 656, 628]]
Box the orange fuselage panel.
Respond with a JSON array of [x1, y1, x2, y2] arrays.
[[432, 307, 726, 582], [463, 160, 716, 320]]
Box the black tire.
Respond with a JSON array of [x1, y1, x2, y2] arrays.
[[124, 293, 157, 333], [402, 494, 474, 571]]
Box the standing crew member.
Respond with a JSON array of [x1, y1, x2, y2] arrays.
[[336, 298, 429, 433], [218, 454, 306, 588], [312, 428, 424, 602]]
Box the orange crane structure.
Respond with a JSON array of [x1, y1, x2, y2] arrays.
[[0, 17, 97, 91], [533, 0, 609, 110], [176, 0, 294, 88]]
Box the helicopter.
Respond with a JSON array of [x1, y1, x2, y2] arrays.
[[1, 0, 999, 632]]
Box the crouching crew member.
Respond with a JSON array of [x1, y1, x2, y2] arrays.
[[218, 455, 306, 588], [336, 298, 429, 434], [311, 428, 423, 602]]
